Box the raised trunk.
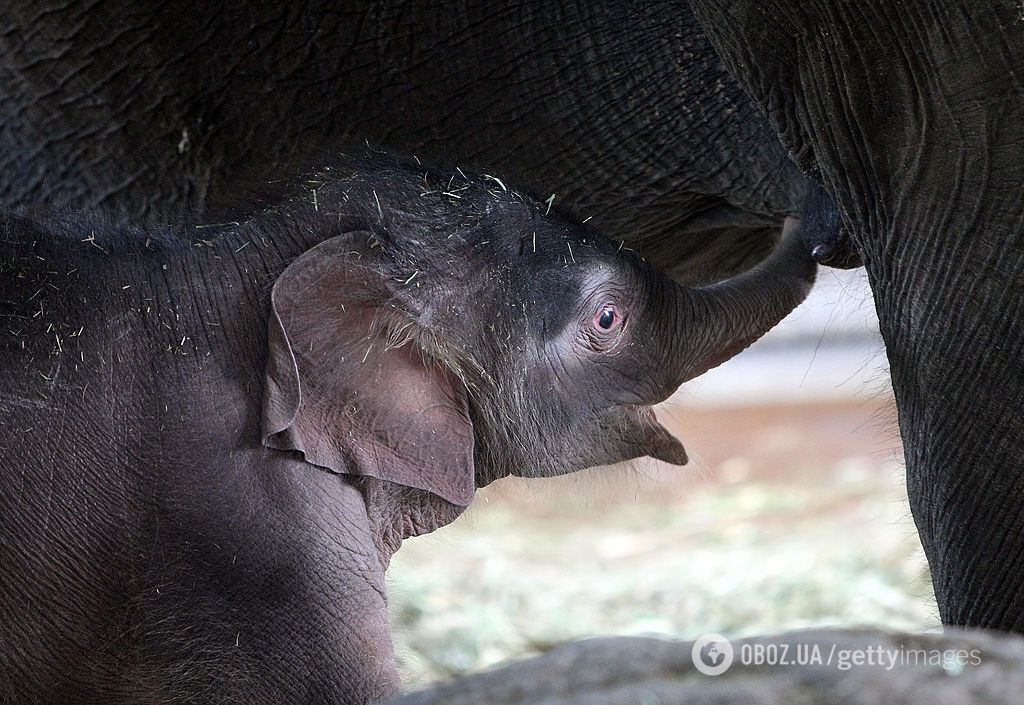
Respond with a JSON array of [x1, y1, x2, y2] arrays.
[[673, 217, 816, 382]]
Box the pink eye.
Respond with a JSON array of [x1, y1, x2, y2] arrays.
[[594, 304, 620, 331]]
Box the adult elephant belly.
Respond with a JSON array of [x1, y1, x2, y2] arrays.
[[0, 1, 807, 283], [689, 0, 1024, 630]]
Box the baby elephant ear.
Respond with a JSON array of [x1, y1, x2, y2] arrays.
[[262, 234, 476, 506]]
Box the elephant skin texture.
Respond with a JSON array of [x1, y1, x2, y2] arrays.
[[0, 149, 815, 704], [689, 0, 1024, 632], [385, 628, 1024, 705], [0, 1, 844, 285]]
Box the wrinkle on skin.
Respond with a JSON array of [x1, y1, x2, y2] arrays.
[[2, 2, 805, 282], [0, 148, 812, 702], [691, 0, 1024, 630]]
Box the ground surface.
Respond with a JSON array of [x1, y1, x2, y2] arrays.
[[386, 629, 1024, 705], [387, 399, 935, 687]]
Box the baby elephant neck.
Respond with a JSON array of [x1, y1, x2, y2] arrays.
[[354, 477, 469, 564]]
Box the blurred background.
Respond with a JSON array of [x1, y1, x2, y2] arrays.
[[387, 267, 937, 687]]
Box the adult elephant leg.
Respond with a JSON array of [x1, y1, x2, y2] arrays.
[[690, 0, 1024, 629]]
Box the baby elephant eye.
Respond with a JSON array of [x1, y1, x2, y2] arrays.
[[594, 304, 620, 331]]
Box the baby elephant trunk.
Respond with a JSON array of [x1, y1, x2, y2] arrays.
[[673, 217, 817, 382]]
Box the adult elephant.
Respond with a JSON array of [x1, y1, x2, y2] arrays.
[[688, 0, 1024, 630], [0, 1, 838, 284]]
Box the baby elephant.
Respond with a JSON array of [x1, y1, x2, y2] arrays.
[[0, 149, 814, 704]]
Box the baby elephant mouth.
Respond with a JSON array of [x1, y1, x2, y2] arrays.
[[623, 404, 689, 466]]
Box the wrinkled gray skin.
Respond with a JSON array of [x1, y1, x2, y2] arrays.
[[0, 0, 853, 282], [0, 150, 815, 704], [689, 0, 1024, 630]]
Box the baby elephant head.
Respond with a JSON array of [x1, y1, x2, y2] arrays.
[[261, 164, 815, 508]]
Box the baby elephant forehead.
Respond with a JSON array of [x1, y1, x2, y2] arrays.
[[574, 254, 649, 299], [521, 250, 638, 301], [579, 256, 633, 284]]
